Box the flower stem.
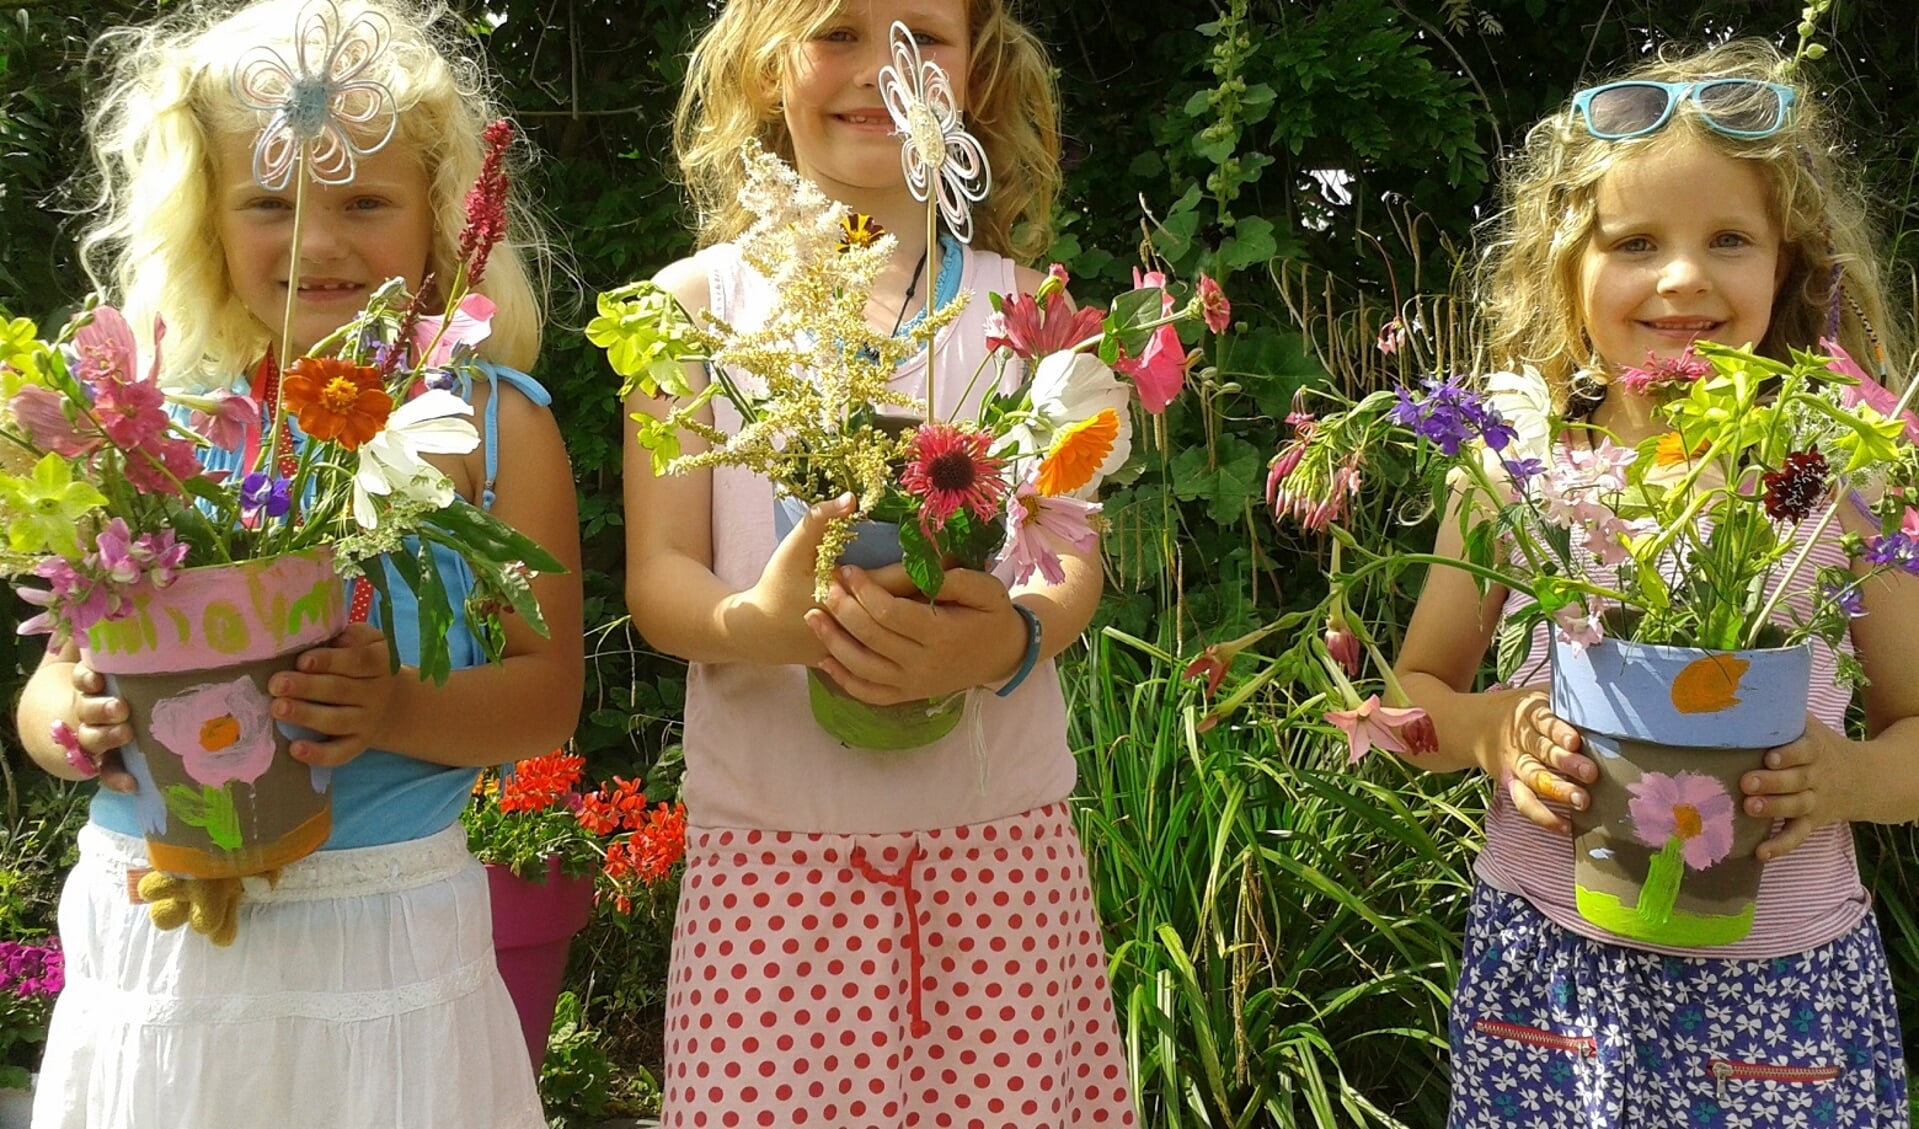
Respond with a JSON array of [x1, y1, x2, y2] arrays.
[[924, 198, 939, 425], [262, 150, 311, 480]]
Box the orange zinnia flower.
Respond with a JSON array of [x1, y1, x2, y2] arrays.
[[282, 357, 392, 449], [1036, 408, 1120, 496]]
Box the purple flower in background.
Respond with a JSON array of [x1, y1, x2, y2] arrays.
[[240, 471, 292, 521], [1501, 457, 1546, 488], [1861, 530, 1919, 575]]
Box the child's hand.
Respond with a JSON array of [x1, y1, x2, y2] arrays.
[[66, 662, 138, 793], [728, 494, 859, 667], [1489, 691, 1596, 835], [806, 565, 1028, 703], [268, 623, 398, 767], [1741, 714, 1854, 862]]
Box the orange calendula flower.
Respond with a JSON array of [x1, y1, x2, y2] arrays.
[[1036, 408, 1120, 496], [282, 357, 392, 449]]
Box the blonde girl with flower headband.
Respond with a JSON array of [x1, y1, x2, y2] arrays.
[[626, 1, 1136, 1123], [1391, 39, 1915, 1126], [15, 1, 582, 1125]]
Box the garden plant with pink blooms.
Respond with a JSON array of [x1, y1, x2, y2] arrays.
[[589, 143, 1225, 601], [1195, 340, 1919, 758], [0, 119, 560, 685]]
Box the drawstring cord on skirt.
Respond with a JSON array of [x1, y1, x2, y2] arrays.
[[851, 840, 932, 1039]]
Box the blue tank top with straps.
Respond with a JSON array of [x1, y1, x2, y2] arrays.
[[88, 362, 551, 849]]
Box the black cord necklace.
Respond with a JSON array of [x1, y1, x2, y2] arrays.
[[887, 248, 930, 338]]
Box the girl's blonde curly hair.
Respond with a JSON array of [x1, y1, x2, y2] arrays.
[[78, 0, 547, 389], [1477, 38, 1906, 411], [672, 0, 1061, 265]]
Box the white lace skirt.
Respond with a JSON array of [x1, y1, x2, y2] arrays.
[[33, 823, 544, 1129]]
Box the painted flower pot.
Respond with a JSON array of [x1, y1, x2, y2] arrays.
[[487, 858, 595, 1073], [773, 494, 966, 750], [79, 551, 348, 879], [1550, 635, 1811, 947]]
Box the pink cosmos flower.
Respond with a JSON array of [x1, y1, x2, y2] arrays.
[[1825, 337, 1919, 443], [1325, 695, 1432, 764], [149, 675, 277, 788], [413, 293, 496, 368], [993, 479, 1100, 586], [899, 423, 1010, 535], [1626, 770, 1736, 870]]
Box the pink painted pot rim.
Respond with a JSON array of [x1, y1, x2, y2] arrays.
[[80, 548, 348, 675]]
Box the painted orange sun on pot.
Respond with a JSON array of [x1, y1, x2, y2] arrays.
[[281, 357, 392, 449], [1036, 408, 1120, 496]]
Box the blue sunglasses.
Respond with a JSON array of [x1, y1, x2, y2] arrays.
[[1571, 79, 1797, 141]]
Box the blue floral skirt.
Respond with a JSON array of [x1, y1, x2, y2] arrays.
[[1449, 883, 1907, 1127]]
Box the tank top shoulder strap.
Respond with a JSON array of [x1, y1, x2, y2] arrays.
[[472, 363, 551, 511]]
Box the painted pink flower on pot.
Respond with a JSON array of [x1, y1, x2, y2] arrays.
[[149, 676, 276, 787], [1626, 770, 1736, 870]]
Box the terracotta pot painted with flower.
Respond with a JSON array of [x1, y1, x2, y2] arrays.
[[486, 858, 595, 1073], [773, 493, 969, 751], [80, 550, 348, 879], [1550, 634, 1811, 947]]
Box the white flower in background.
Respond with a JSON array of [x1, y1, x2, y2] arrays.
[[230, 0, 398, 189], [352, 389, 477, 528], [877, 21, 990, 244], [1484, 366, 1553, 464], [1000, 352, 1133, 492]]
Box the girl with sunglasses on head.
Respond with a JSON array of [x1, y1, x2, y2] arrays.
[[1389, 39, 1914, 1126]]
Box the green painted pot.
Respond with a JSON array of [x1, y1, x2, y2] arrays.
[[774, 495, 966, 751], [1551, 634, 1811, 947]]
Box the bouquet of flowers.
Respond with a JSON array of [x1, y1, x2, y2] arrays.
[[0, 938, 61, 1090], [1196, 340, 1919, 946], [586, 141, 1226, 602], [0, 118, 557, 681], [1198, 341, 1919, 740], [464, 749, 687, 914]]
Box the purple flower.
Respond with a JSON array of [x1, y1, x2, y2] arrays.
[[422, 367, 459, 393], [1501, 457, 1546, 486], [0, 939, 64, 999], [240, 472, 293, 520], [1389, 374, 1515, 456], [1823, 579, 1867, 618]]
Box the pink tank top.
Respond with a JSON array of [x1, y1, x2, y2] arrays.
[[1475, 489, 1869, 958], [680, 242, 1077, 834]]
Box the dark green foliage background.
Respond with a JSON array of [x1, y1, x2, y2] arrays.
[[7, 0, 1919, 1121]]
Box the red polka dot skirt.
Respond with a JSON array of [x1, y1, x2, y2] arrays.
[[662, 801, 1138, 1128]]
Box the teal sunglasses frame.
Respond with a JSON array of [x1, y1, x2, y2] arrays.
[[1571, 79, 1798, 141]]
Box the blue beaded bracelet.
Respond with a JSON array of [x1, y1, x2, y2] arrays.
[[996, 604, 1043, 698]]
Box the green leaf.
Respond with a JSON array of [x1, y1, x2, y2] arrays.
[[1494, 615, 1535, 684], [1220, 216, 1279, 270], [897, 517, 943, 600]]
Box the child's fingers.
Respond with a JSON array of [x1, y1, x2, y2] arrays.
[[97, 752, 138, 794], [824, 578, 926, 660], [298, 624, 389, 676], [804, 609, 903, 687], [1511, 749, 1586, 811], [814, 656, 904, 707], [1756, 816, 1811, 862], [269, 697, 367, 739], [289, 734, 372, 768], [1505, 770, 1573, 835], [270, 671, 382, 709]]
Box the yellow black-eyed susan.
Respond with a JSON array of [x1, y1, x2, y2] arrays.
[[838, 212, 885, 252]]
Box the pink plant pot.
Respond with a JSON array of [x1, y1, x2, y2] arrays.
[[487, 858, 595, 1072]]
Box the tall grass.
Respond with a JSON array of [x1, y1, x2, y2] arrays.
[[1067, 627, 1485, 1127]]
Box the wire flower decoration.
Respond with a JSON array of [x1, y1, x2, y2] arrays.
[[877, 21, 990, 245], [231, 0, 398, 190]]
